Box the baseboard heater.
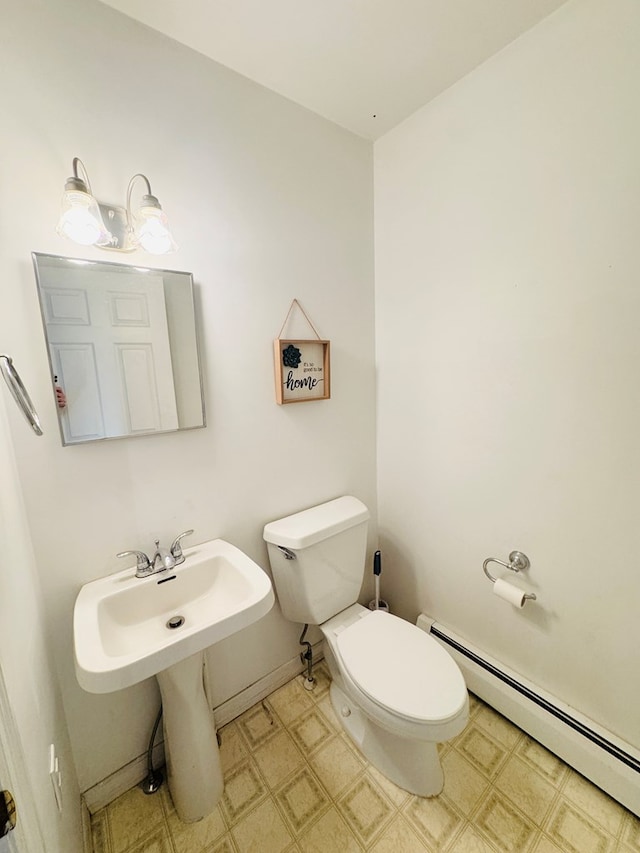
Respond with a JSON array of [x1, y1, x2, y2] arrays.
[[417, 614, 640, 818]]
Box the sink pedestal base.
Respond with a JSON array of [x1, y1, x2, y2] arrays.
[[156, 650, 223, 823]]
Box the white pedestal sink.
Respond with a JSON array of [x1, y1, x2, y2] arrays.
[[157, 652, 223, 822], [73, 539, 274, 822]]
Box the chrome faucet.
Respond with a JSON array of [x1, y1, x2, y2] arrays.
[[152, 539, 176, 571], [117, 530, 194, 578]]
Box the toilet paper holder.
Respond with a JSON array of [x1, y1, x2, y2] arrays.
[[483, 551, 537, 601]]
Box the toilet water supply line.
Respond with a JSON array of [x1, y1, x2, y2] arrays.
[[299, 624, 315, 690]]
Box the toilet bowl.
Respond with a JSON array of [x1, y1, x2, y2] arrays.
[[263, 496, 469, 796], [320, 603, 468, 795]]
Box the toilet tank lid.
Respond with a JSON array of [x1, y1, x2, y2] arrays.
[[263, 496, 369, 549]]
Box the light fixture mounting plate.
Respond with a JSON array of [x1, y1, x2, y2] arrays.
[[98, 203, 134, 252]]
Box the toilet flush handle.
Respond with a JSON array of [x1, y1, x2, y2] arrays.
[[277, 546, 297, 561]]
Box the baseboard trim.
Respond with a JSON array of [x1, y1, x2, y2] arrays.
[[213, 641, 324, 729], [82, 642, 323, 813], [82, 741, 166, 814], [81, 797, 94, 853]]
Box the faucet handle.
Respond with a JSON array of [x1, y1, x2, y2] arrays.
[[170, 529, 194, 564], [117, 549, 152, 577]]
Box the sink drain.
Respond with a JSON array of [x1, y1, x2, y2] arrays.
[[166, 615, 185, 630]]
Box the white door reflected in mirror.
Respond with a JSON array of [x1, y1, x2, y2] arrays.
[[32, 253, 206, 445]]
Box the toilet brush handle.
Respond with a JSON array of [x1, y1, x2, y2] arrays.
[[373, 550, 381, 608], [373, 551, 381, 575]]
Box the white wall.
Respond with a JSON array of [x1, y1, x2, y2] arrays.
[[0, 390, 83, 853], [375, 0, 640, 748], [1, 0, 376, 792]]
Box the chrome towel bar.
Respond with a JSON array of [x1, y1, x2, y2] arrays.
[[0, 354, 43, 435]]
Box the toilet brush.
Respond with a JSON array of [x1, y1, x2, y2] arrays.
[[369, 550, 389, 612]]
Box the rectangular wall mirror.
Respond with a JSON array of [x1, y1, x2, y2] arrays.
[[32, 253, 206, 445]]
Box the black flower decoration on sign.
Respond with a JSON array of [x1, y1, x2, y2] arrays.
[[282, 344, 302, 369]]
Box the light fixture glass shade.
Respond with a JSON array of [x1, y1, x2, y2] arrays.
[[133, 202, 177, 254], [56, 188, 113, 247]]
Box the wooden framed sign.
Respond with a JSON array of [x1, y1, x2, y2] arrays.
[[274, 338, 330, 404]]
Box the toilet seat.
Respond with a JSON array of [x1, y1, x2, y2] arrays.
[[334, 610, 467, 723]]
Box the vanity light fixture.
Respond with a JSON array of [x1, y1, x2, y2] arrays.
[[56, 158, 113, 248], [126, 173, 178, 255], [56, 157, 177, 255]]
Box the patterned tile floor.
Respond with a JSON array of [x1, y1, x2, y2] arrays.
[[92, 662, 640, 853]]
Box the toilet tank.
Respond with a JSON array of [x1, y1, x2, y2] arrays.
[[263, 496, 370, 625]]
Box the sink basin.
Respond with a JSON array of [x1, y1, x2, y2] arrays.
[[74, 538, 274, 693]]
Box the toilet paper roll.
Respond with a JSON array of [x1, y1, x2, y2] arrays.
[[493, 578, 527, 608]]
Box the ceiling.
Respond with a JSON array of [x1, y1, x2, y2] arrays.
[[100, 0, 568, 139]]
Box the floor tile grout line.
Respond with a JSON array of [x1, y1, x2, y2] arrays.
[[401, 794, 467, 850], [493, 747, 566, 830], [541, 782, 568, 835], [514, 745, 570, 790], [223, 756, 273, 826], [253, 723, 313, 790], [113, 817, 173, 853], [460, 769, 503, 829], [234, 701, 282, 752], [218, 721, 256, 778], [469, 788, 542, 853], [443, 819, 490, 853], [352, 769, 405, 843], [164, 813, 178, 853], [550, 797, 625, 853], [276, 786, 333, 842]]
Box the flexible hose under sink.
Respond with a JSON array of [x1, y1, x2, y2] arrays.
[[140, 704, 164, 795]]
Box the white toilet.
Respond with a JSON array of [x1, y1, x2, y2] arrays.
[[263, 495, 469, 796]]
